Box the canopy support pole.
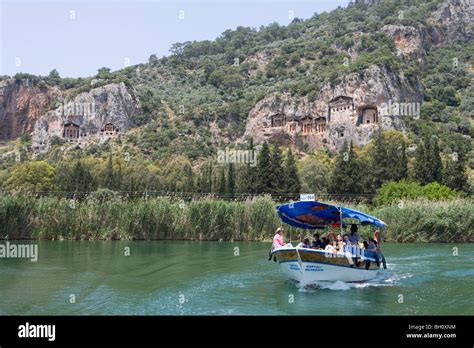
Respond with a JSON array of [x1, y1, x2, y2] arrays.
[[338, 206, 343, 236]]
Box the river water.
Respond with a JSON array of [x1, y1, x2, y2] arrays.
[[0, 241, 472, 315]]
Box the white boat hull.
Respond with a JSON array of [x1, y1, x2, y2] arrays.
[[270, 247, 384, 285], [279, 260, 379, 284]]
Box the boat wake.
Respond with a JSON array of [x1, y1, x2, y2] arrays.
[[296, 271, 410, 291]]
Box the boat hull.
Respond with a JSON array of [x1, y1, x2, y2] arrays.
[[271, 247, 381, 284], [279, 260, 378, 284]]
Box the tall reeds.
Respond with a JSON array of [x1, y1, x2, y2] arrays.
[[0, 195, 472, 242]]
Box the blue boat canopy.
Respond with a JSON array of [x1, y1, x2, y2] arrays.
[[277, 200, 387, 230]]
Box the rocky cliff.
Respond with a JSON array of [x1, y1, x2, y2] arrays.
[[0, 79, 60, 141], [31, 83, 139, 152], [243, 62, 420, 150], [242, 0, 472, 151], [429, 0, 473, 43]]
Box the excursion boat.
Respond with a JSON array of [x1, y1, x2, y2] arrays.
[[269, 198, 387, 285]]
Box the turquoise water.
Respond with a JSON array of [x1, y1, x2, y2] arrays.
[[0, 241, 472, 315]]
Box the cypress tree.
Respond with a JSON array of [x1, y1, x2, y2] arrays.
[[443, 156, 468, 192], [268, 145, 285, 193], [227, 163, 236, 196], [208, 162, 213, 193], [105, 152, 114, 189], [218, 167, 226, 194], [239, 139, 257, 194], [329, 141, 363, 194], [184, 163, 194, 192], [429, 136, 443, 183], [413, 139, 430, 185], [414, 136, 442, 185], [370, 131, 408, 190], [72, 160, 95, 192], [115, 162, 123, 191], [284, 149, 301, 193], [255, 142, 272, 193]]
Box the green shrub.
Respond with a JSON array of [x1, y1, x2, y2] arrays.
[[375, 180, 456, 206]]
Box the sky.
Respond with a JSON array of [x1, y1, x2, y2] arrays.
[[0, 0, 350, 78]]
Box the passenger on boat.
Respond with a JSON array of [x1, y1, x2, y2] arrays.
[[272, 228, 286, 249], [343, 234, 353, 252], [336, 234, 344, 251], [363, 238, 380, 266], [348, 224, 360, 245], [340, 234, 355, 265], [325, 240, 338, 252], [366, 238, 377, 251], [321, 237, 329, 249], [311, 233, 324, 249], [297, 238, 311, 249], [370, 238, 382, 266]]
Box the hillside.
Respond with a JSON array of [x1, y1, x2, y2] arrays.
[[0, 0, 473, 196]]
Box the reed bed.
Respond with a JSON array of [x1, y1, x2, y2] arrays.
[[0, 195, 472, 242]]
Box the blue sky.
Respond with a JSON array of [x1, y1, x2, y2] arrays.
[[0, 0, 350, 78]]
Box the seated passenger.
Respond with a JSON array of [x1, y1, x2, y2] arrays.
[[363, 238, 380, 265], [272, 228, 286, 250], [341, 234, 355, 265], [320, 237, 328, 249], [343, 234, 354, 254], [348, 224, 360, 245], [297, 238, 311, 249], [325, 240, 337, 252], [336, 234, 344, 252], [367, 238, 377, 251], [311, 233, 324, 249]]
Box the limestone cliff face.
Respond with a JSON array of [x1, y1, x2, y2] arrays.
[[0, 79, 60, 141], [32, 83, 139, 152], [381, 25, 426, 65], [243, 64, 419, 150], [242, 0, 472, 151], [429, 0, 474, 43]]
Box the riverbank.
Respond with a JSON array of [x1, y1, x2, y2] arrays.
[[0, 195, 472, 242]]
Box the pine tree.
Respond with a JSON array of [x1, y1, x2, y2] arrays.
[[284, 149, 301, 193]]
